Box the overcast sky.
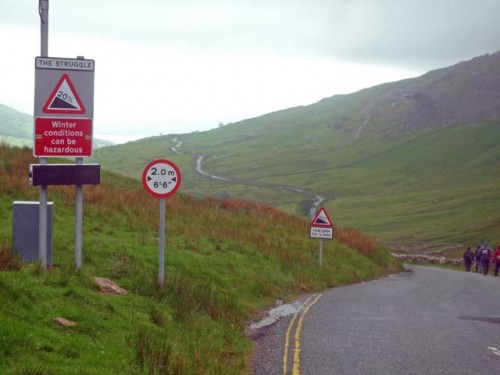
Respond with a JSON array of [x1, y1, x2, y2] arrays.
[[1, 0, 500, 143]]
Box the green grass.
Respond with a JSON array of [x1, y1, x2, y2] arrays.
[[0, 145, 401, 374], [329, 182, 500, 244]]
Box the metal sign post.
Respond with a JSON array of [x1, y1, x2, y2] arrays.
[[310, 207, 334, 267], [142, 159, 182, 287], [319, 239, 324, 267], [35, 1, 96, 269], [38, 0, 49, 268], [158, 198, 166, 285], [75, 157, 83, 269]]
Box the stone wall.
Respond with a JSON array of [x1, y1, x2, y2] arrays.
[[391, 253, 463, 266]]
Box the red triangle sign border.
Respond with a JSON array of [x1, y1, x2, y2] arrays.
[[311, 207, 333, 227], [42, 73, 86, 114]]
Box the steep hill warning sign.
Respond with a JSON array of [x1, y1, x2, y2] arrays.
[[311, 208, 333, 227], [310, 207, 334, 239], [34, 57, 95, 157], [43, 74, 85, 114], [34, 56, 95, 119]]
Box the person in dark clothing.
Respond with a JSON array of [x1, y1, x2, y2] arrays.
[[492, 244, 500, 277], [474, 244, 482, 273], [480, 241, 492, 276], [463, 246, 474, 272]]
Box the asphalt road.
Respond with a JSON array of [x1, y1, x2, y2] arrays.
[[251, 265, 500, 375]]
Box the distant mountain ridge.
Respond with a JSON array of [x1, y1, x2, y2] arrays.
[[294, 51, 500, 147], [364, 51, 500, 133]]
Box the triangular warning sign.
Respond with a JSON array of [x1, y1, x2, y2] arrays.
[[43, 74, 86, 114], [311, 208, 333, 227]]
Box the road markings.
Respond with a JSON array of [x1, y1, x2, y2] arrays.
[[283, 293, 323, 375], [283, 296, 313, 375], [487, 347, 500, 357]]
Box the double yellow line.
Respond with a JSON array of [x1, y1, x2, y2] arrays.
[[282, 293, 323, 375]]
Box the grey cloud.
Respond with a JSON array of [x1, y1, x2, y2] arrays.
[[3, 0, 500, 72], [313, 0, 500, 69]]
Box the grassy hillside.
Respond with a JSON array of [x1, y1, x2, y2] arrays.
[[91, 119, 500, 245], [90, 53, 500, 245], [0, 144, 401, 374], [0, 104, 32, 145]]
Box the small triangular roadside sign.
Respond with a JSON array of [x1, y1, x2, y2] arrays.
[[43, 73, 86, 114], [311, 207, 333, 227]]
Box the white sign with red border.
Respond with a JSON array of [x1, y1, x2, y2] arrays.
[[34, 56, 95, 157], [310, 207, 334, 239], [42, 73, 86, 114], [142, 159, 182, 198], [34, 117, 92, 157]]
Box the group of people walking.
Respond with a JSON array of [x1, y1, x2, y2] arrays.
[[463, 241, 500, 276]]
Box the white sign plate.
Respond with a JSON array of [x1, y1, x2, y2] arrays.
[[310, 227, 333, 239], [142, 159, 182, 198], [34, 56, 95, 119]]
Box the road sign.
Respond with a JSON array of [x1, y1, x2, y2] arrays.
[[310, 207, 334, 239], [30, 164, 100, 186], [310, 226, 333, 239], [34, 57, 95, 158], [34, 117, 93, 157], [143, 160, 182, 286], [43, 74, 86, 114], [142, 159, 182, 198], [34, 57, 94, 118], [311, 208, 333, 227]]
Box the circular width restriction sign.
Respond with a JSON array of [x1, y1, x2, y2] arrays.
[[142, 159, 182, 198]]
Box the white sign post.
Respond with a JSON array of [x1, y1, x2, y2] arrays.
[[142, 159, 182, 287], [310, 207, 334, 267]]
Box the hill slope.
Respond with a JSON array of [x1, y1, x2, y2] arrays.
[[0, 144, 400, 374], [0, 104, 32, 146], [91, 52, 500, 245]]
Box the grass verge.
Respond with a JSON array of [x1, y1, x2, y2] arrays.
[[1, 145, 402, 374]]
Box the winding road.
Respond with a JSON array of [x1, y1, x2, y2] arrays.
[[251, 266, 500, 375], [172, 111, 376, 218], [195, 155, 229, 182], [196, 154, 326, 217], [171, 138, 183, 155], [172, 138, 330, 218]]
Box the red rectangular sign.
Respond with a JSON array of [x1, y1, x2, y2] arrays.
[[34, 117, 93, 157]]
